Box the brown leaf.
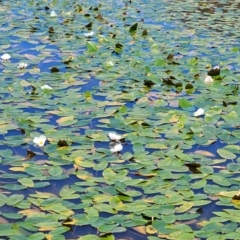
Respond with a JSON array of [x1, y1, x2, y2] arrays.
[[133, 226, 146, 235], [146, 225, 157, 234], [56, 115, 74, 124], [186, 162, 201, 174], [175, 202, 193, 213], [194, 150, 215, 157], [135, 172, 157, 177], [74, 156, 83, 166], [62, 218, 77, 226], [50, 67, 60, 73], [9, 167, 25, 172], [233, 194, 240, 200], [57, 140, 69, 147], [212, 166, 226, 169], [18, 209, 42, 217], [35, 160, 48, 165], [95, 14, 103, 20], [21, 149, 36, 161], [48, 26, 54, 33], [216, 191, 239, 197], [45, 234, 53, 240], [0, 216, 8, 224], [168, 100, 179, 108], [85, 21, 92, 29], [142, 29, 148, 36], [167, 54, 174, 61]]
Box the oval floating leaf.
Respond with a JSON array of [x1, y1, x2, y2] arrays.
[[179, 98, 193, 110], [217, 149, 237, 159], [48, 166, 63, 176], [7, 194, 25, 206], [194, 150, 215, 157], [18, 178, 34, 187], [56, 115, 77, 126], [176, 202, 193, 213]]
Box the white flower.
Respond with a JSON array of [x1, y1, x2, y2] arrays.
[[50, 10, 57, 17], [204, 75, 214, 83], [106, 60, 114, 67], [17, 62, 28, 69], [110, 143, 123, 153], [84, 31, 94, 37], [1, 53, 11, 61], [108, 132, 121, 141], [33, 135, 47, 147], [193, 108, 205, 117], [41, 84, 52, 90]]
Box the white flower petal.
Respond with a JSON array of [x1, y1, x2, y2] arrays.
[[110, 143, 123, 153], [17, 62, 28, 69], [41, 84, 53, 90], [84, 31, 94, 37], [1, 53, 11, 61], [33, 135, 47, 147], [204, 75, 214, 83], [193, 108, 205, 117], [50, 10, 57, 17], [108, 132, 121, 141]]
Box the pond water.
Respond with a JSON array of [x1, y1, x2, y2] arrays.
[[1, 0, 240, 239]]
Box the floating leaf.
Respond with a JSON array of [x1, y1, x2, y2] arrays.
[[24, 54, 37, 60], [179, 99, 193, 110], [198, 166, 214, 175], [194, 150, 215, 157], [80, 235, 100, 240], [146, 225, 157, 234], [86, 41, 98, 52], [7, 194, 25, 206], [0, 194, 8, 207], [133, 226, 146, 235], [142, 29, 148, 36], [48, 166, 63, 176], [0, 229, 20, 237], [18, 178, 34, 187], [56, 116, 77, 126], [176, 202, 193, 213], [227, 163, 240, 172], [129, 22, 138, 34], [217, 149, 236, 159], [152, 220, 166, 233], [102, 168, 116, 179], [22, 150, 36, 161], [98, 224, 118, 233]]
